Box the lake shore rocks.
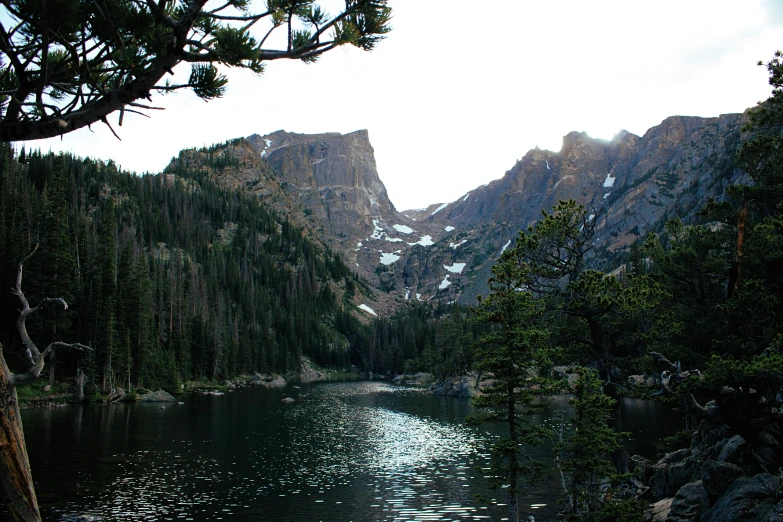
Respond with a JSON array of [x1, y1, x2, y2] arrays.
[[137, 390, 177, 402], [638, 421, 783, 521], [392, 372, 433, 386], [299, 357, 327, 382], [251, 373, 286, 388], [428, 373, 496, 398]]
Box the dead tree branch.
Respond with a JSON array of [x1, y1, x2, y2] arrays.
[[1, 247, 91, 522]]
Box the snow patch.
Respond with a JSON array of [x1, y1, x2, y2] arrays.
[[408, 235, 434, 247], [546, 160, 550, 170], [588, 213, 595, 222], [444, 226, 455, 232], [603, 192, 611, 199], [405, 289, 411, 300], [393, 224, 414, 234], [439, 276, 452, 290], [462, 193, 471, 202], [501, 239, 512, 254], [357, 242, 363, 247], [603, 174, 615, 188], [358, 304, 377, 316], [386, 238, 403, 243], [450, 239, 468, 249], [416, 293, 422, 301], [379, 252, 400, 265], [370, 219, 384, 240], [260, 138, 273, 157], [444, 263, 466, 274], [431, 203, 448, 216]]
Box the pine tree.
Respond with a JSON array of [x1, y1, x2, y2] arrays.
[[468, 247, 561, 522]]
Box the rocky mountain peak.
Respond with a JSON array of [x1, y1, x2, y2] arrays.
[[192, 111, 749, 313]]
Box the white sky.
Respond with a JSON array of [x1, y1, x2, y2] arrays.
[[25, 0, 783, 211]]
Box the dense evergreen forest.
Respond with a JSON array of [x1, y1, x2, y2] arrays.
[[0, 143, 379, 395]]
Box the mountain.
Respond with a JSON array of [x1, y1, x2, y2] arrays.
[[402, 113, 747, 302], [176, 112, 748, 310]]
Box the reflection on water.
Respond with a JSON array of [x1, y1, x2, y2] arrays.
[[21, 382, 682, 521]]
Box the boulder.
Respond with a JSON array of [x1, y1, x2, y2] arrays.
[[668, 454, 703, 489], [392, 372, 433, 386], [701, 460, 745, 502], [632, 455, 654, 484], [649, 462, 671, 499], [646, 498, 673, 521], [668, 481, 709, 522], [702, 473, 781, 522], [648, 450, 704, 499], [138, 390, 177, 402], [718, 435, 749, 464], [43, 384, 51, 392], [762, 498, 783, 522], [299, 358, 327, 382], [252, 374, 286, 388], [431, 376, 473, 398], [281, 397, 295, 403]]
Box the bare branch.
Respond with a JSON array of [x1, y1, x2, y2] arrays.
[[648, 351, 678, 373]]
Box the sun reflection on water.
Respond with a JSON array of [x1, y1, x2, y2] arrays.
[[29, 381, 570, 521]]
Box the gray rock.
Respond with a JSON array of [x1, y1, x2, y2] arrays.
[[763, 498, 783, 522], [632, 454, 654, 484], [138, 390, 177, 402], [281, 397, 295, 403], [718, 435, 749, 464], [43, 384, 51, 392], [702, 473, 781, 522], [431, 376, 473, 397], [669, 455, 704, 490], [701, 460, 745, 501], [646, 498, 673, 521], [649, 462, 670, 499], [668, 480, 709, 522], [392, 372, 433, 386], [664, 448, 692, 465], [252, 375, 286, 388]]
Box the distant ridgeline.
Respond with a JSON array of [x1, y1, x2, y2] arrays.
[[0, 144, 377, 392]]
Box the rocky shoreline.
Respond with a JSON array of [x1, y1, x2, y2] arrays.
[[634, 422, 783, 521]]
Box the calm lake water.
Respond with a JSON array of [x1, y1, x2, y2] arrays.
[[21, 381, 682, 521]]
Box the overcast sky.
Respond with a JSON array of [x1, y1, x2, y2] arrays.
[[25, 0, 783, 211]]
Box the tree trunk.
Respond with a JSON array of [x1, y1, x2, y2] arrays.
[[507, 381, 519, 522], [47, 350, 55, 385], [76, 369, 84, 403], [0, 352, 41, 522]]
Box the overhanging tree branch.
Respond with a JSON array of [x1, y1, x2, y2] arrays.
[[0, 0, 392, 142]]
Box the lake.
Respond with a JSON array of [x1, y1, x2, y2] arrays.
[[21, 381, 682, 521]]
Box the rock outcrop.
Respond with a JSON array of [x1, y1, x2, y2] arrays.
[[252, 374, 286, 388], [137, 390, 177, 402], [638, 422, 783, 521], [392, 372, 433, 386]]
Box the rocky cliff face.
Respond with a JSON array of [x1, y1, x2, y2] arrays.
[[173, 112, 749, 313], [245, 130, 397, 240], [403, 113, 747, 303]]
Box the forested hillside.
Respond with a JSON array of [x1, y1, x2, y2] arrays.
[[0, 144, 374, 394]]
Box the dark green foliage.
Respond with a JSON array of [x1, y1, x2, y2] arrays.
[[0, 1, 392, 141], [468, 244, 562, 522], [558, 368, 631, 519], [0, 144, 366, 392]]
